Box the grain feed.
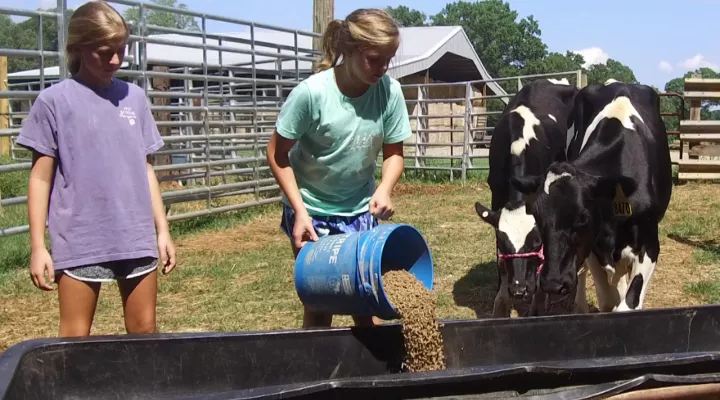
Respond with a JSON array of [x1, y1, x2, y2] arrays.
[[382, 269, 446, 372]]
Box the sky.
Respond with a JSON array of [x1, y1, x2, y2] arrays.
[[5, 0, 719, 89]]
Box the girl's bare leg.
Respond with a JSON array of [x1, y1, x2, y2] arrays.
[[57, 273, 101, 337], [118, 270, 158, 334]]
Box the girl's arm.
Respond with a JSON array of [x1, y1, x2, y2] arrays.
[[146, 156, 175, 274], [370, 79, 412, 220], [27, 151, 56, 290], [266, 130, 318, 249], [266, 131, 308, 217], [377, 142, 405, 195]]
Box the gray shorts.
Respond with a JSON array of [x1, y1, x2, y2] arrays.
[[62, 257, 158, 283]]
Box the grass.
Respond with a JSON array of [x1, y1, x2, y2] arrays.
[[0, 156, 33, 280], [2, 167, 720, 352]]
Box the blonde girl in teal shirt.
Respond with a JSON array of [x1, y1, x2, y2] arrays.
[[267, 8, 412, 328]]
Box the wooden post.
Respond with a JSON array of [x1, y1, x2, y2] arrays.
[[688, 72, 702, 157], [312, 0, 334, 69], [580, 72, 588, 88], [0, 56, 9, 157]]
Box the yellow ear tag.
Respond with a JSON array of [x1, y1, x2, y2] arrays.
[[613, 184, 632, 217]]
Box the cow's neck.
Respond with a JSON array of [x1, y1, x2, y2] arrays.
[[573, 143, 625, 181]]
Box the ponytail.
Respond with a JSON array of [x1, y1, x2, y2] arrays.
[[313, 9, 400, 74], [315, 19, 343, 72]]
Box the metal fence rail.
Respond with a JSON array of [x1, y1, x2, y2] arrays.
[[0, 0, 319, 237], [397, 70, 583, 181]]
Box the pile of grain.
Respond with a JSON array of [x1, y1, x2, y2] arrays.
[[382, 269, 446, 372]]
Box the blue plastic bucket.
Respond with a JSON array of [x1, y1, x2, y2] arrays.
[[294, 223, 434, 320]]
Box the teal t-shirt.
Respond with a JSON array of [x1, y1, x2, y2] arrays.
[[275, 68, 412, 217]]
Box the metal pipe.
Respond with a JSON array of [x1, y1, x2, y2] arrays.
[[137, 35, 316, 63], [37, 15, 45, 88], [162, 178, 276, 200], [152, 154, 266, 172], [157, 166, 271, 182], [0, 90, 41, 99], [161, 133, 272, 142], [106, 0, 320, 38], [0, 196, 27, 207], [0, 128, 21, 136], [115, 69, 301, 87], [0, 162, 32, 173], [56, 0, 67, 79], [142, 23, 316, 54], [166, 196, 281, 223], [0, 6, 59, 18], [164, 187, 260, 205], [0, 49, 60, 58], [154, 145, 258, 155]]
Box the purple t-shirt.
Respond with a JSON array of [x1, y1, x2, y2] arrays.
[[17, 78, 164, 271]]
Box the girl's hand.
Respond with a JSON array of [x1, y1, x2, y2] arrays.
[[30, 248, 55, 291], [293, 211, 318, 250], [157, 231, 177, 275], [370, 188, 395, 221]]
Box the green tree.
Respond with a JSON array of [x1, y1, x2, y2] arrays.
[[430, 0, 547, 79], [499, 51, 584, 81], [585, 59, 638, 86], [124, 0, 200, 32], [385, 5, 428, 27], [0, 8, 69, 73]]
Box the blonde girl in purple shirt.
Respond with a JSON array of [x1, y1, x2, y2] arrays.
[[18, 1, 176, 337]]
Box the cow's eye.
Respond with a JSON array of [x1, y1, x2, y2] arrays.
[[575, 209, 590, 228], [531, 236, 542, 249]]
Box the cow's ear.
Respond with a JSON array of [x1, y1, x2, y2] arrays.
[[475, 202, 500, 228], [511, 175, 542, 195]]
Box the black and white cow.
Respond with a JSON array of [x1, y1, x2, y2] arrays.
[[511, 79, 672, 313], [474, 77, 579, 317]]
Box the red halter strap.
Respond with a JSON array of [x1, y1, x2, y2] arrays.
[[497, 245, 545, 275]]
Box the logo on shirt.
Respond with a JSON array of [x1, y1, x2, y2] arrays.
[[348, 134, 382, 151], [119, 107, 137, 126]]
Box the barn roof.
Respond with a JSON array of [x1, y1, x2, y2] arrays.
[[9, 25, 507, 100]]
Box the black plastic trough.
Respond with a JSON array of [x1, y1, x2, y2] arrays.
[[3, 304, 720, 399]]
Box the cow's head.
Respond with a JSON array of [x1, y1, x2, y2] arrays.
[[475, 200, 543, 300], [509, 162, 634, 296]]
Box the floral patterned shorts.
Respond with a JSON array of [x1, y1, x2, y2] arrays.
[[280, 203, 378, 240]]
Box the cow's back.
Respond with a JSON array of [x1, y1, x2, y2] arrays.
[[488, 79, 578, 209], [568, 82, 672, 221]]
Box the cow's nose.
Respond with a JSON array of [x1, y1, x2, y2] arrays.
[[510, 280, 527, 297]]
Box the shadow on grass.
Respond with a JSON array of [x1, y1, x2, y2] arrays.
[[667, 234, 720, 304], [667, 234, 720, 254], [452, 261, 498, 319], [667, 233, 720, 264]]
